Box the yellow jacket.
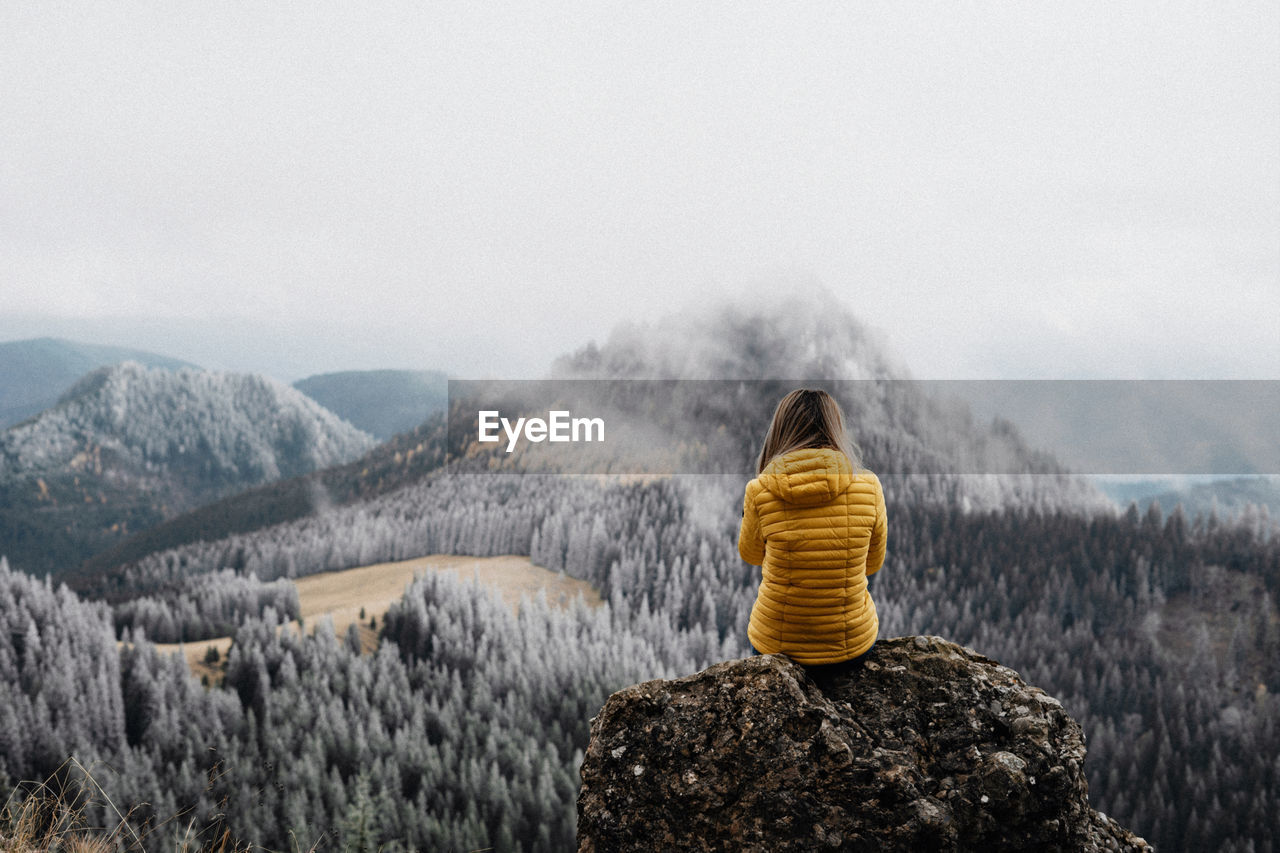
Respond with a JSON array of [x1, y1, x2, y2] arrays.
[[739, 446, 887, 664]]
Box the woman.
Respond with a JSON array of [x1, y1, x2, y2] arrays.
[[739, 388, 887, 676]]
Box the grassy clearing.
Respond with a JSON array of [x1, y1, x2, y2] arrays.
[[153, 554, 602, 685]]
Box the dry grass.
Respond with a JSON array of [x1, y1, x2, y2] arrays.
[[0, 755, 261, 853], [1, 758, 134, 852], [0, 756, 333, 852], [152, 554, 602, 685], [293, 552, 601, 631]]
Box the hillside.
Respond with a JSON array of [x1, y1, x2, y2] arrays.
[[8, 491, 1280, 850], [293, 369, 448, 439], [0, 362, 375, 577], [0, 337, 195, 428], [75, 416, 447, 590]]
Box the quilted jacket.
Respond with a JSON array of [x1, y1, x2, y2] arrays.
[[738, 446, 887, 664]]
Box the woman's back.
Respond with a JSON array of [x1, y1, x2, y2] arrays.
[[739, 445, 886, 664]]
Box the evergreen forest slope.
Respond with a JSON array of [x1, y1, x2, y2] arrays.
[[74, 418, 445, 589], [0, 362, 375, 577]]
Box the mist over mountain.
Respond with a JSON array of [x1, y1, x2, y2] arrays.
[[551, 285, 1107, 513], [293, 369, 448, 440], [0, 337, 196, 428], [0, 362, 375, 577], [553, 282, 907, 381]]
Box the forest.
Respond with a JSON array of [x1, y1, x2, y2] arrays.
[[2, 307, 1277, 851], [2, 463, 1278, 851]]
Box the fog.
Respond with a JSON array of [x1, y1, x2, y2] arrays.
[[2, 3, 1276, 380]]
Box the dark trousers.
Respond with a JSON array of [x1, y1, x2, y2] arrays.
[[750, 641, 876, 679]]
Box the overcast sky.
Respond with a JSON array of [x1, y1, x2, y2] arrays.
[[2, 3, 1277, 381]]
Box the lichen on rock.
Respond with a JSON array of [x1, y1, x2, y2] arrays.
[[577, 636, 1152, 852]]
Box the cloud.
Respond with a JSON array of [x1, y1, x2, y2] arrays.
[[1, 2, 1276, 380]]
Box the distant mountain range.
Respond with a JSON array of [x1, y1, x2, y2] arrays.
[[77, 287, 1108, 592], [953, 381, 1280, 478], [292, 369, 448, 440], [0, 362, 375, 577], [1094, 476, 1280, 526], [0, 337, 196, 428]]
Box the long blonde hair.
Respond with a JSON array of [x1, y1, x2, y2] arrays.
[[756, 388, 863, 474]]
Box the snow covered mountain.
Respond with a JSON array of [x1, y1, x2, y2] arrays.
[[0, 362, 375, 576]]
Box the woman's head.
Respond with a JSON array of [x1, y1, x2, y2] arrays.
[[756, 388, 862, 474]]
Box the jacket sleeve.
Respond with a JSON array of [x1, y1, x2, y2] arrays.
[[738, 483, 765, 566], [866, 474, 887, 576]]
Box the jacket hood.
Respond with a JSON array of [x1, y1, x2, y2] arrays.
[[757, 446, 855, 506]]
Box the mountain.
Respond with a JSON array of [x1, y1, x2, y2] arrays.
[[552, 281, 909, 381], [78, 288, 1104, 587], [546, 284, 1107, 512], [0, 337, 196, 428], [74, 417, 446, 592], [293, 369, 448, 440], [0, 362, 375, 577], [578, 638, 1152, 852]]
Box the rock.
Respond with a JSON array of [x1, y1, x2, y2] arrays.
[[577, 636, 1152, 852]]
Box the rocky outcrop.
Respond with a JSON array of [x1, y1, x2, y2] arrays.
[[577, 636, 1152, 852]]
